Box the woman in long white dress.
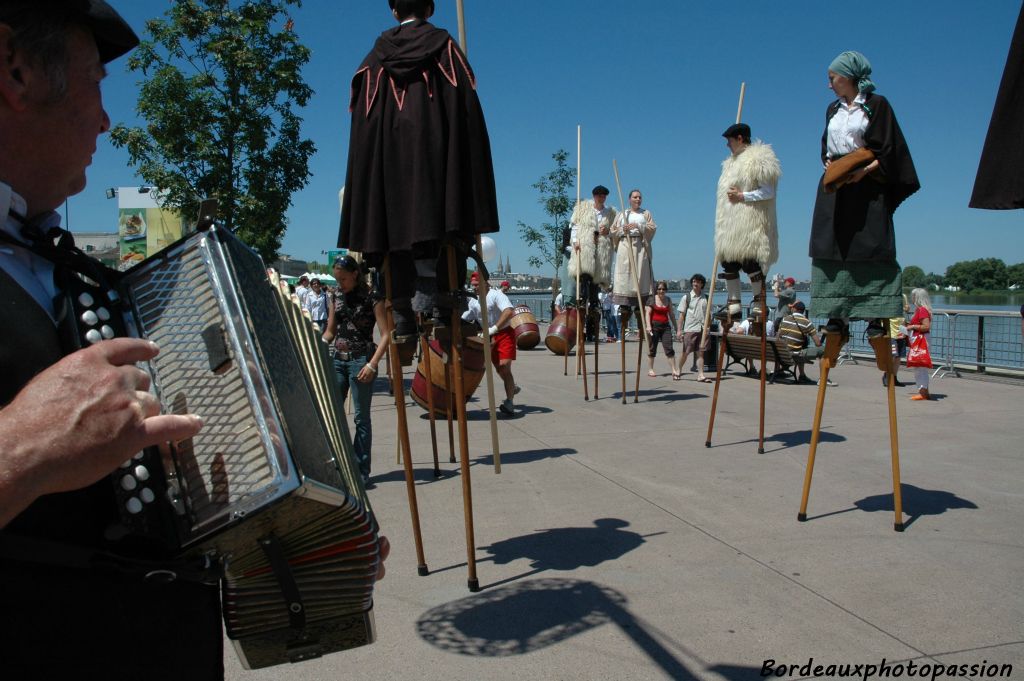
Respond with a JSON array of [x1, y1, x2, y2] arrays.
[[610, 188, 657, 312]]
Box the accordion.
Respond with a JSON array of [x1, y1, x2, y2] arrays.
[[67, 225, 380, 669]]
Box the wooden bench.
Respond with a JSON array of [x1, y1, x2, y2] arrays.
[[720, 333, 812, 383]]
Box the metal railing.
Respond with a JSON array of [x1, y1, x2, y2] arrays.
[[811, 310, 1023, 377], [508, 294, 1024, 377]]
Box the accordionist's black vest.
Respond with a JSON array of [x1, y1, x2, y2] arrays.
[[0, 268, 116, 546]]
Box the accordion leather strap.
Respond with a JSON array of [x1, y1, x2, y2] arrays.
[[259, 534, 307, 631]]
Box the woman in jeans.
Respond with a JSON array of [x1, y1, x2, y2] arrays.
[[645, 281, 678, 379], [322, 256, 390, 484]]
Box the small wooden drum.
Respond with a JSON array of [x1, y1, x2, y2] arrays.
[[544, 309, 578, 356], [411, 335, 486, 417], [510, 305, 540, 349]]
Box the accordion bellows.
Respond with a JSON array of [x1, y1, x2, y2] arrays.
[[118, 226, 380, 668]]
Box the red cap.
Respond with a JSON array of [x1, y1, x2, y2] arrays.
[[785, 277, 796, 285], [470, 272, 480, 282], [501, 281, 510, 287]]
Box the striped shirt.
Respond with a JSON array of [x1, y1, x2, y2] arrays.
[[778, 313, 817, 351]]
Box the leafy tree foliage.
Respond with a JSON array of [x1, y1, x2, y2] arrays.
[[901, 265, 925, 288], [517, 149, 575, 282], [1006, 262, 1024, 288], [944, 258, 1008, 291], [110, 0, 314, 262]]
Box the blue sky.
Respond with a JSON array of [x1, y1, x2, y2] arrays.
[[70, 0, 1023, 281]]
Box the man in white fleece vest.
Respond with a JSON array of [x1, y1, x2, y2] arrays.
[[713, 123, 782, 323], [566, 184, 617, 340]]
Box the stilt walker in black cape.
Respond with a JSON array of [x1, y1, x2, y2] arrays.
[[970, 2, 1024, 210], [338, 0, 498, 591], [339, 0, 499, 344]]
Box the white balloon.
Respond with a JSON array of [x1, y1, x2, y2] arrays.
[[479, 235, 497, 263]]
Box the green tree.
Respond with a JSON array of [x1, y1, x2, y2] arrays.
[[902, 265, 925, 288], [922, 272, 944, 289], [1006, 262, 1024, 288], [110, 0, 315, 263], [517, 149, 575, 282], [944, 258, 1008, 291]]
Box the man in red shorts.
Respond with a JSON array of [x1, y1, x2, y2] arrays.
[[464, 272, 518, 415]]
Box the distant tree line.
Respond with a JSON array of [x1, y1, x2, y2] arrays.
[[902, 259, 1024, 291]]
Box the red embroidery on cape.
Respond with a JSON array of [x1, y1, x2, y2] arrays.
[[422, 69, 433, 99], [389, 76, 406, 111], [354, 66, 385, 116], [436, 39, 477, 90]]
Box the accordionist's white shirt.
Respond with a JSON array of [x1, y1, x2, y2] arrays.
[[0, 182, 61, 320]]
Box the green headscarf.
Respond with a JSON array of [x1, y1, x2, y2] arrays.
[[829, 51, 876, 94]]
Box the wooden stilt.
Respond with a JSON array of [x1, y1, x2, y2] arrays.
[[797, 329, 844, 522], [705, 324, 730, 447], [581, 302, 590, 401], [593, 308, 600, 399], [634, 312, 644, 403], [445, 244, 479, 592], [758, 307, 768, 454], [383, 259, 428, 575], [870, 331, 905, 531], [619, 307, 628, 403]]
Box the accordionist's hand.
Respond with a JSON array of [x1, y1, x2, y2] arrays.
[[0, 338, 203, 528], [375, 536, 391, 580]]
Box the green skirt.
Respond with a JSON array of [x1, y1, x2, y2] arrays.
[[810, 259, 903, 319]]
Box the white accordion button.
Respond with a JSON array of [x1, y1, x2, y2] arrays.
[[77, 292, 94, 307], [97, 307, 111, 321], [140, 488, 155, 504], [126, 497, 143, 514], [134, 465, 150, 481], [85, 329, 102, 344], [81, 310, 99, 326], [133, 451, 144, 461], [100, 325, 115, 339], [120, 475, 138, 491]]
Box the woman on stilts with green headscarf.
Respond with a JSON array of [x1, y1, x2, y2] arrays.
[[809, 50, 920, 336]]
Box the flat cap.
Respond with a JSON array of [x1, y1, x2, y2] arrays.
[[721, 123, 751, 140], [45, 0, 139, 64], [591, 185, 610, 196]]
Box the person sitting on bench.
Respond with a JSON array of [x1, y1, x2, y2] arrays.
[[777, 300, 823, 383]]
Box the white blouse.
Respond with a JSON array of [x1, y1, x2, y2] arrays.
[[826, 92, 869, 159]]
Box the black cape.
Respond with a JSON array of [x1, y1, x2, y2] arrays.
[[970, 3, 1024, 209], [338, 21, 499, 257], [809, 93, 920, 262]]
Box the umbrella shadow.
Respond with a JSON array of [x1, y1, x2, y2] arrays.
[[417, 577, 740, 680]]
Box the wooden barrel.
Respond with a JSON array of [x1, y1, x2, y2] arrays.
[[411, 335, 486, 417], [544, 309, 578, 355], [510, 305, 540, 349]]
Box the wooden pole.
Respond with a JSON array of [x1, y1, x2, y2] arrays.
[[454, 0, 499, 473], [453, 0, 483, 581], [612, 160, 651, 404], [701, 81, 747, 350], [575, 125, 583, 381]]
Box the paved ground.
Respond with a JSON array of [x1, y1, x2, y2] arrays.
[[225, 330, 1024, 681]]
